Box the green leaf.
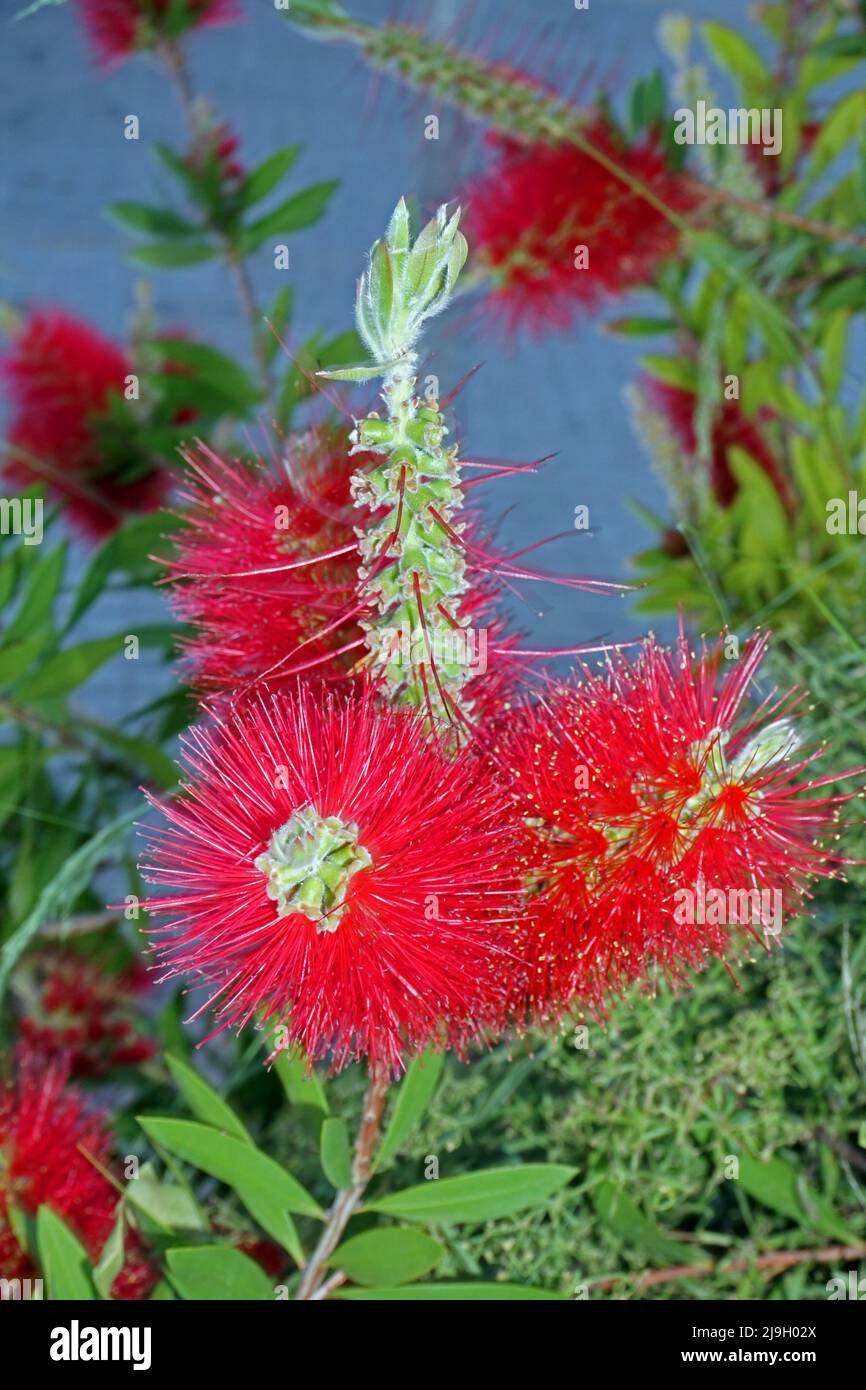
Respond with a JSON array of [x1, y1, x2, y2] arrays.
[[736, 1153, 858, 1243], [330, 1228, 444, 1287], [65, 513, 178, 631], [367, 1164, 576, 1225], [374, 1047, 444, 1171], [3, 541, 65, 645], [129, 241, 217, 268], [338, 1282, 568, 1300], [813, 33, 866, 61], [701, 21, 769, 92], [14, 636, 121, 701], [316, 360, 386, 383], [641, 354, 698, 392], [271, 1047, 329, 1113], [106, 201, 200, 238], [138, 1116, 322, 1262], [238, 146, 301, 209], [0, 806, 139, 1001], [82, 723, 178, 790], [262, 285, 294, 365], [689, 234, 799, 364], [167, 1246, 275, 1301], [149, 338, 261, 409], [605, 316, 676, 338], [241, 181, 338, 251], [125, 1177, 208, 1235], [0, 635, 49, 690], [320, 1117, 353, 1188], [37, 1207, 96, 1300], [807, 90, 866, 177], [592, 1181, 699, 1266], [166, 1054, 253, 1144], [93, 1208, 126, 1299]]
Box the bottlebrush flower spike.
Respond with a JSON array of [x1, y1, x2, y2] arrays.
[[500, 630, 861, 1018], [0, 1051, 156, 1299], [73, 0, 240, 69], [320, 200, 476, 728], [138, 685, 523, 1074], [164, 424, 368, 695], [13, 950, 155, 1079], [321, 199, 621, 734], [465, 123, 695, 333], [1, 308, 168, 539]]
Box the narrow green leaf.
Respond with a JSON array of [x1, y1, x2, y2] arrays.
[[37, 1207, 96, 1300], [106, 201, 200, 238], [65, 513, 178, 631], [0, 635, 49, 690], [592, 1181, 699, 1266], [320, 1117, 353, 1189], [4, 541, 65, 644], [93, 1208, 126, 1299], [316, 360, 386, 383], [262, 285, 294, 365], [701, 21, 769, 91], [14, 636, 121, 701], [271, 1047, 329, 1113], [238, 146, 301, 209], [125, 1177, 207, 1235], [0, 806, 139, 1001], [807, 90, 866, 177], [241, 181, 338, 250], [149, 338, 261, 408], [367, 1164, 576, 1225], [167, 1246, 275, 1301], [330, 1228, 444, 1286], [129, 241, 216, 268], [374, 1047, 444, 1172], [166, 1054, 253, 1144], [138, 1116, 321, 1262], [605, 316, 677, 338], [737, 1153, 858, 1243]]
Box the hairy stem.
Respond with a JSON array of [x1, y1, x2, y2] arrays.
[[294, 1070, 389, 1300]]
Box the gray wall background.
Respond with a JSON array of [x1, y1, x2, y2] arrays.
[[0, 0, 752, 715]]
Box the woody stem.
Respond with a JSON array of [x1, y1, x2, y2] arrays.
[[294, 1069, 390, 1300]]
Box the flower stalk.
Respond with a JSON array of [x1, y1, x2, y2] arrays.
[[294, 1069, 389, 1300]]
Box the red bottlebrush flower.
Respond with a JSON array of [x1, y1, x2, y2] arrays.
[[465, 119, 696, 333], [166, 427, 367, 696], [139, 685, 523, 1074], [0, 1051, 157, 1299], [1, 309, 169, 539], [499, 631, 859, 1017], [185, 120, 246, 189], [642, 376, 793, 513], [73, 0, 240, 68], [14, 950, 156, 1079]]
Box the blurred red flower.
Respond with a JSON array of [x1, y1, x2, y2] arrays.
[[642, 375, 792, 513], [1, 309, 169, 538], [0, 1051, 156, 1299], [73, 0, 240, 68], [465, 118, 696, 333], [14, 950, 155, 1079]]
